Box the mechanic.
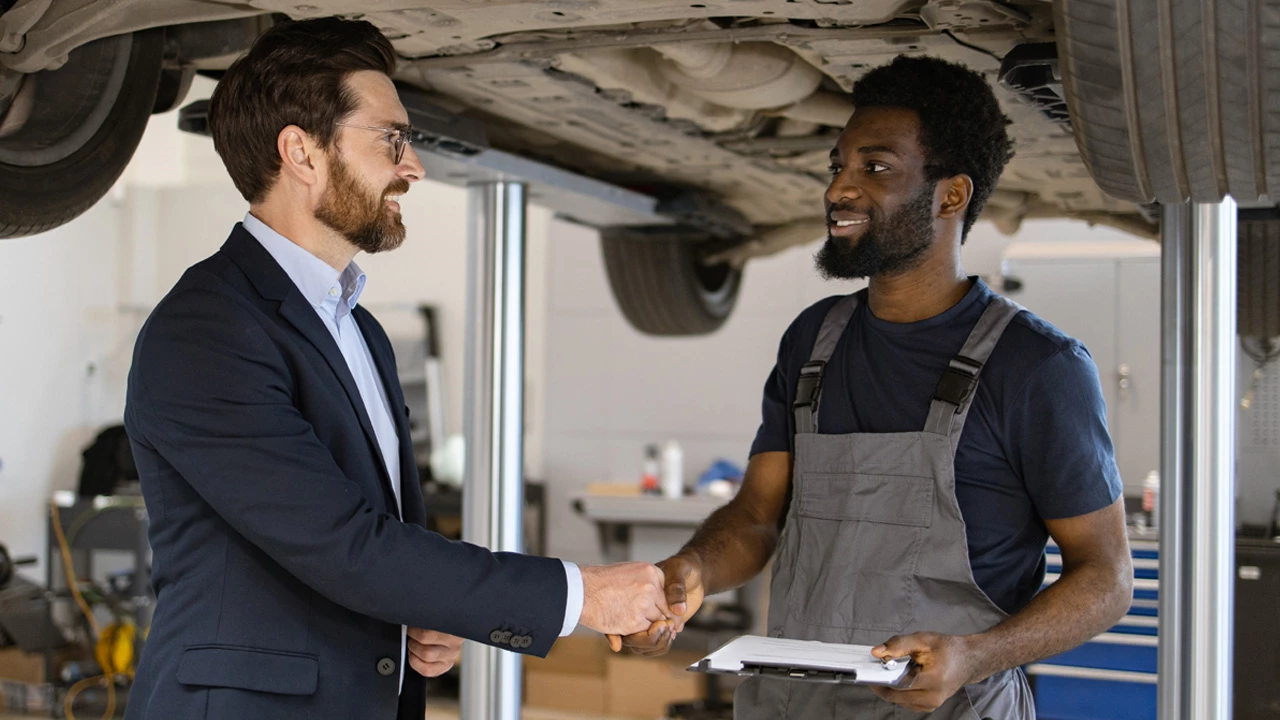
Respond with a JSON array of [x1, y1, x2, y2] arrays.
[[619, 55, 1134, 719]]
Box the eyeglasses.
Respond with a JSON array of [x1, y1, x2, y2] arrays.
[[335, 123, 415, 164]]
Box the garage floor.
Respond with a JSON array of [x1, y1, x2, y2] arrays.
[[0, 703, 636, 719]]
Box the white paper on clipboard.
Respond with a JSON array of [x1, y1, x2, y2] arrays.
[[688, 635, 913, 687]]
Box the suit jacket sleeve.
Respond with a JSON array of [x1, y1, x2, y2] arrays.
[[126, 282, 567, 656]]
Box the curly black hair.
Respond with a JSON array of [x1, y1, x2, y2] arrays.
[[850, 55, 1014, 241]]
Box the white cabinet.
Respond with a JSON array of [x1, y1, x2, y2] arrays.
[[1000, 254, 1162, 494]]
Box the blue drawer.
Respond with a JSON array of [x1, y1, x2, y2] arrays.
[[1033, 675, 1157, 720], [1043, 640, 1157, 674], [1112, 619, 1157, 637]]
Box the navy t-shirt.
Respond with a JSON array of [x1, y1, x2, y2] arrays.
[[750, 279, 1122, 615]]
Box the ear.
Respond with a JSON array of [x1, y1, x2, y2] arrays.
[[937, 174, 973, 221], [276, 125, 324, 187]]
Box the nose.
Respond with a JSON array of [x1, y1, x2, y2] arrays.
[[399, 146, 425, 183], [825, 167, 862, 208]]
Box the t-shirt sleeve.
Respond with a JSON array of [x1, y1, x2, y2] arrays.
[[750, 329, 795, 457], [1005, 341, 1123, 520]]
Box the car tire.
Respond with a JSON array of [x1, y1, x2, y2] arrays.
[[0, 29, 164, 239], [1053, 0, 1280, 204], [601, 227, 742, 336]]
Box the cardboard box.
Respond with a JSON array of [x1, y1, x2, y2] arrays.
[[0, 649, 58, 715], [524, 637, 709, 718], [585, 482, 642, 497], [606, 650, 703, 719], [0, 647, 45, 684], [523, 635, 609, 715], [525, 670, 608, 716], [525, 634, 609, 675]]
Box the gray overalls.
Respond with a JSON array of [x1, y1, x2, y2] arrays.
[[736, 290, 1036, 720]]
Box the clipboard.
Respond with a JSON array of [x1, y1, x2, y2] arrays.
[[688, 635, 914, 688]]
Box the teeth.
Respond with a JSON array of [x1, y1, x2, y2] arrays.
[[834, 219, 866, 227]]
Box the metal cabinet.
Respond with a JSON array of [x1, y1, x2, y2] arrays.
[[1235, 539, 1280, 719]]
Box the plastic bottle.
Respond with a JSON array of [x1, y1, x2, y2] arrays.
[[661, 440, 684, 499], [641, 444, 661, 495], [1142, 470, 1160, 529]]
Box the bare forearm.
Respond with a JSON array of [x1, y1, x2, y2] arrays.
[[963, 559, 1132, 683], [678, 502, 778, 594]]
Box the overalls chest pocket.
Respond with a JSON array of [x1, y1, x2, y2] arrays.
[[785, 468, 934, 636]]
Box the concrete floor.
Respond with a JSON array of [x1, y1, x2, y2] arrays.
[[1, 703, 641, 720], [0, 707, 637, 712]]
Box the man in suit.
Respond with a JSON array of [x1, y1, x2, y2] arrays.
[[123, 17, 669, 720]]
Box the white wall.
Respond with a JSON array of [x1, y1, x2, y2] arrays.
[[0, 197, 129, 570]]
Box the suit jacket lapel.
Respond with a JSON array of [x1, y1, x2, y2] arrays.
[[354, 307, 427, 528], [220, 226, 397, 511]]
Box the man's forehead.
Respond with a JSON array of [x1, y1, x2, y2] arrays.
[[345, 71, 409, 125], [834, 106, 922, 156]]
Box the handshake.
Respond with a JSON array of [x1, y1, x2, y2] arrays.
[[578, 554, 706, 655]]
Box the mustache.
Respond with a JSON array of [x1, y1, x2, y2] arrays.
[[383, 179, 410, 198]]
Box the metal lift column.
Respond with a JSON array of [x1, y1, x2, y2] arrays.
[[460, 181, 528, 720], [1159, 199, 1237, 720]]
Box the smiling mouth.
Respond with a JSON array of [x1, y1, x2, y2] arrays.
[[828, 217, 869, 237]]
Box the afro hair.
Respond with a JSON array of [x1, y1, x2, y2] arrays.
[[850, 55, 1015, 240]]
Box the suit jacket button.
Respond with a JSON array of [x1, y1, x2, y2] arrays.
[[377, 657, 396, 677]]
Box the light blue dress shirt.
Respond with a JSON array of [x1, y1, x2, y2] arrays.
[[242, 214, 584, 691]]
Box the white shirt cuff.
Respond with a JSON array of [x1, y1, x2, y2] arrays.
[[560, 561, 584, 636]]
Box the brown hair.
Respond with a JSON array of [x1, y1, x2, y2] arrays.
[[208, 17, 396, 204]]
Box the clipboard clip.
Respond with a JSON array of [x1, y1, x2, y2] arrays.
[[879, 656, 906, 671], [740, 662, 861, 685]]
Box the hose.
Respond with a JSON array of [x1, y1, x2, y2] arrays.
[[50, 500, 125, 720]]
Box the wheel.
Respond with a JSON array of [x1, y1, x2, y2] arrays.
[[601, 227, 743, 336], [1053, 0, 1280, 204], [0, 29, 164, 238]]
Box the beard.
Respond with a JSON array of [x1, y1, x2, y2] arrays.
[[314, 153, 410, 255], [815, 183, 937, 280]]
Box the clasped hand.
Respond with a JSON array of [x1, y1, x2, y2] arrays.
[[611, 554, 705, 655], [578, 561, 678, 645], [411, 560, 673, 675]]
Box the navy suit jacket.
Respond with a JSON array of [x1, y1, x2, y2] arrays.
[[123, 226, 566, 720]]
